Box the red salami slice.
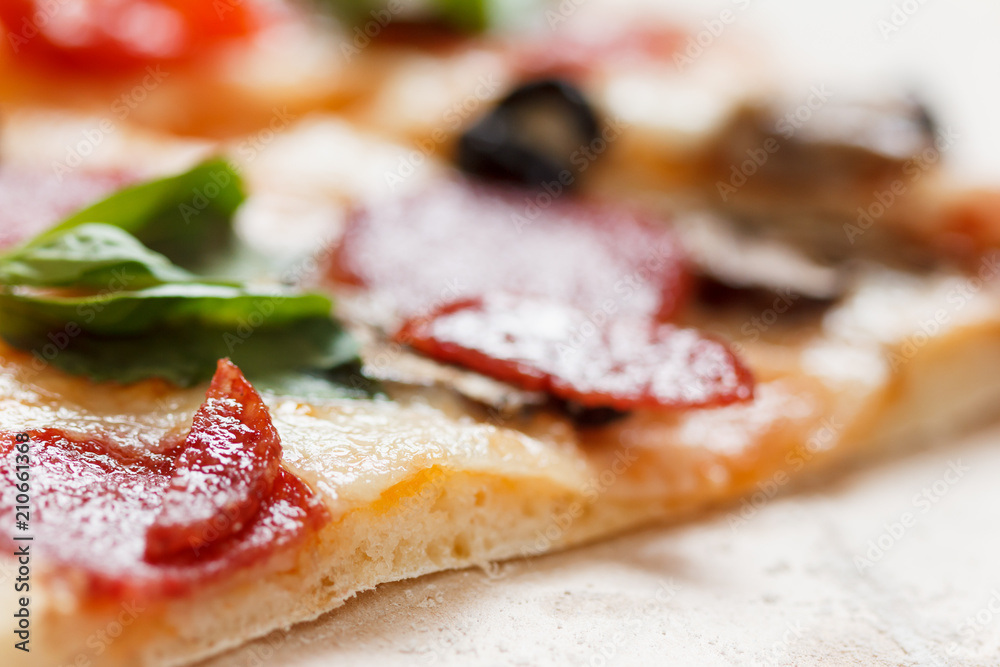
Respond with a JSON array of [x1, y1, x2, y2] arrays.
[[0, 360, 327, 600], [398, 293, 754, 411], [0, 167, 132, 250], [145, 359, 283, 560], [329, 179, 690, 321]]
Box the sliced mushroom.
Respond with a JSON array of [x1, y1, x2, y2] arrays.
[[676, 211, 845, 300]]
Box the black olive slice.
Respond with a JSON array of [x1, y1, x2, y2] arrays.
[[457, 78, 601, 189]]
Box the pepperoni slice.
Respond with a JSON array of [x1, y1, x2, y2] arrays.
[[145, 359, 282, 561], [0, 360, 326, 600], [0, 167, 133, 250], [329, 180, 690, 321], [397, 293, 754, 411]]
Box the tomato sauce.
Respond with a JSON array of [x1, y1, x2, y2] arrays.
[[0, 0, 258, 73]]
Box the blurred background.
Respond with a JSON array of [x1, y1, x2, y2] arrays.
[[621, 0, 1000, 183]]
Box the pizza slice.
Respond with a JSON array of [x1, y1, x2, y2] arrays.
[[1, 93, 999, 665], [1, 3, 1000, 667]]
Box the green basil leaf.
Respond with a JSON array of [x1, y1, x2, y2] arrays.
[[253, 363, 384, 400], [432, 0, 489, 31], [0, 159, 369, 394], [0, 288, 360, 387], [0, 224, 197, 289], [321, 0, 491, 32], [12, 318, 359, 388], [40, 159, 245, 273], [0, 284, 333, 336]]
